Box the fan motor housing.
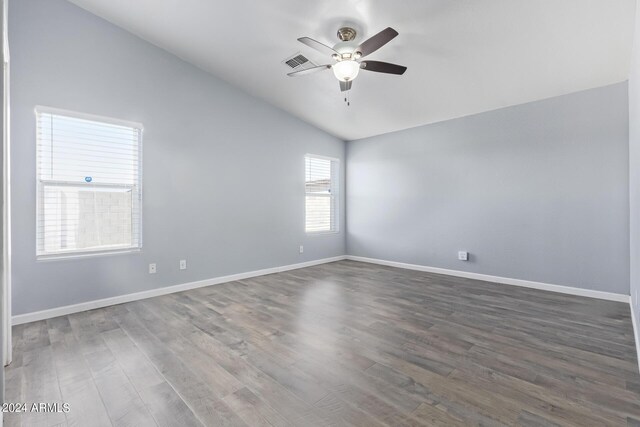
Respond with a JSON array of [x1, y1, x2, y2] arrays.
[[337, 27, 357, 41]]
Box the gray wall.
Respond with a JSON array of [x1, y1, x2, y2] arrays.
[[347, 83, 630, 294], [10, 0, 345, 316], [630, 0, 640, 337]]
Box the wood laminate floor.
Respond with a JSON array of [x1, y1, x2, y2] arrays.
[[5, 260, 640, 426]]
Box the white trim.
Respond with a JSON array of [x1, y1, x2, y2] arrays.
[[346, 255, 630, 303], [304, 154, 340, 234], [37, 248, 141, 262], [306, 230, 340, 237], [34, 108, 143, 260], [304, 153, 340, 162], [2, 0, 10, 370], [12, 256, 347, 325], [631, 304, 640, 374], [34, 105, 144, 130]]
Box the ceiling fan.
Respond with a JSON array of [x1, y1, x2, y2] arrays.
[[288, 26, 407, 95]]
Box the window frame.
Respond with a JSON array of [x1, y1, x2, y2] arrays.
[[34, 106, 144, 260], [304, 153, 339, 235]]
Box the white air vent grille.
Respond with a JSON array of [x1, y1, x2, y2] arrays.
[[286, 54, 308, 68], [282, 53, 316, 72]]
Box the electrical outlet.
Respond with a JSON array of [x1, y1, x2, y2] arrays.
[[179, 259, 187, 270], [299, 245, 304, 254], [458, 251, 468, 261], [149, 263, 157, 274]]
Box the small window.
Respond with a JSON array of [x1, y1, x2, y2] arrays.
[[305, 154, 339, 233], [36, 107, 142, 258]]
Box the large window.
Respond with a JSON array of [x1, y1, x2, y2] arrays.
[[305, 154, 339, 233], [36, 107, 142, 258]]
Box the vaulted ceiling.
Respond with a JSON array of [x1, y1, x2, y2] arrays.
[[67, 0, 636, 140]]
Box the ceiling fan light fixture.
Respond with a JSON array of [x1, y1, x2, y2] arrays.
[[332, 60, 360, 82]]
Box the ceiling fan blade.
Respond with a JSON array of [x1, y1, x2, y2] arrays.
[[339, 80, 352, 92], [355, 27, 398, 58], [298, 37, 339, 57], [287, 64, 331, 77], [360, 60, 407, 75]]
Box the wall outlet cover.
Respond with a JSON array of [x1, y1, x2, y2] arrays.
[[149, 263, 157, 274], [458, 251, 469, 261]]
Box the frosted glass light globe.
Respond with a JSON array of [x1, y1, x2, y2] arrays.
[[332, 60, 360, 82]]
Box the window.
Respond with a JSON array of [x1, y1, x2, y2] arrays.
[[305, 154, 338, 233], [36, 107, 142, 258]]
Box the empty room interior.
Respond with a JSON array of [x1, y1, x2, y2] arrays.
[[5, 0, 640, 425]]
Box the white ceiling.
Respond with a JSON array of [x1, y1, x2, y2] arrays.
[[67, 0, 636, 141]]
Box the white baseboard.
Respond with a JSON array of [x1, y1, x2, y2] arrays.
[[12, 255, 347, 325], [346, 255, 630, 303], [631, 303, 640, 374]]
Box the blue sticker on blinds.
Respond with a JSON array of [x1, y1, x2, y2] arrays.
[[85, 176, 92, 183]]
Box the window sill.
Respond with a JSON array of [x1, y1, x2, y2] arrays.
[[306, 230, 340, 237], [37, 248, 141, 262]]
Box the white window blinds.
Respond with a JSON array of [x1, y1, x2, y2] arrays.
[[36, 108, 142, 258], [305, 155, 338, 233]]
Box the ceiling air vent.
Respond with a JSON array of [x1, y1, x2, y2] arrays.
[[286, 54, 308, 68], [282, 53, 316, 72]]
